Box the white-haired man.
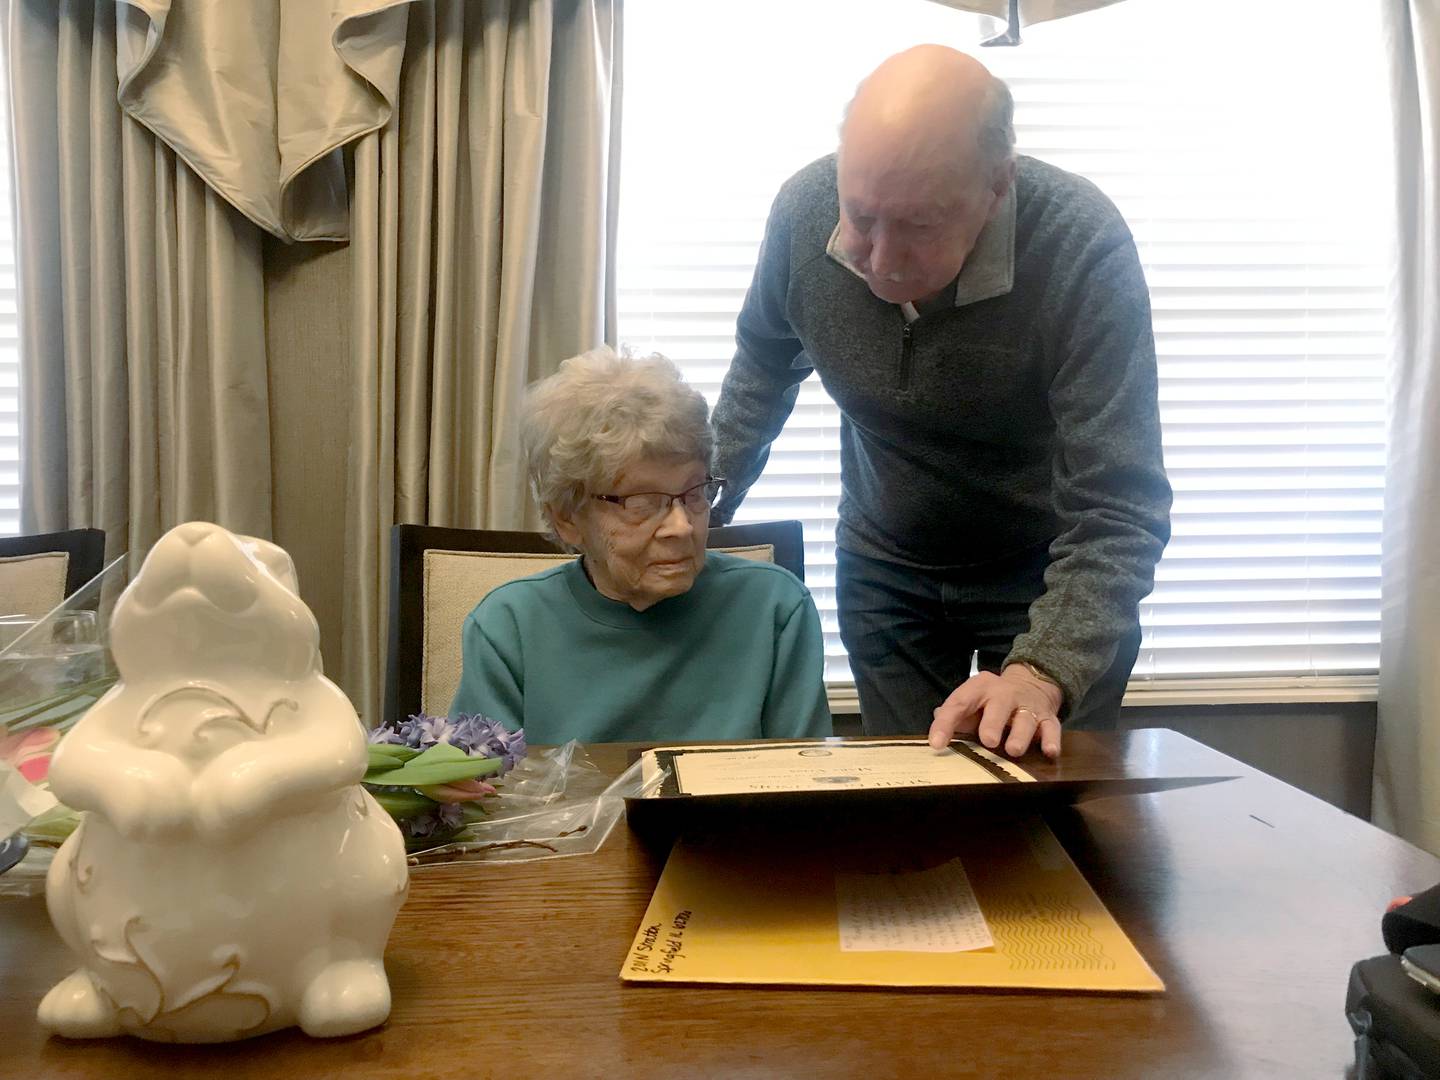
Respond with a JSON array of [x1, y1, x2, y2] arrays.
[[711, 46, 1171, 759]]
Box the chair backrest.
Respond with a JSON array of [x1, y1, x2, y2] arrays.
[[384, 520, 805, 726], [0, 528, 107, 618]]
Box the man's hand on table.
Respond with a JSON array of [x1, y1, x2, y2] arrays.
[[928, 664, 1064, 760]]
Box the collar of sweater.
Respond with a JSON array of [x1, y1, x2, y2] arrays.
[[824, 184, 1017, 317], [562, 552, 720, 630]]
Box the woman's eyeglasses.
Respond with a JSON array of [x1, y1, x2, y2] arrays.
[[592, 478, 725, 525]]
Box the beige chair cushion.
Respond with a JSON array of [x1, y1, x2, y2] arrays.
[[0, 551, 69, 619], [420, 542, 777, 717], [713, 543, 775, 566], [421, 550, 577, 715]]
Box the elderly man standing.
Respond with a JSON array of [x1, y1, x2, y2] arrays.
[[711, 45, 1171, 759]]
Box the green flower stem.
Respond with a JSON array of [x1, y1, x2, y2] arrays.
[[366, 743, 420, 768], [367, 789, 440, 818], [363, 741, 505, 786], [0, 677, 118, 732]]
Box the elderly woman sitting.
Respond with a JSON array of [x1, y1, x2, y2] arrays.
[[450, 346, 832, 743]]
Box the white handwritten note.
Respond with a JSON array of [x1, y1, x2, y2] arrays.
[[835, 859, 993, 953]]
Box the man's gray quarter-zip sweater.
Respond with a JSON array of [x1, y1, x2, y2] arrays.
[[711, 153, 1173, 710]]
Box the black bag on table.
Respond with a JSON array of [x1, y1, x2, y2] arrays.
[[1348, 883, 1440, 1079]]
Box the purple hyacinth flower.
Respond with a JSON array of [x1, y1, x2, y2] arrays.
[[368, 711, 525, 775], [449, 713, 527, 772]]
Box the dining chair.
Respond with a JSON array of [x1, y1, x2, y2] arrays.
[[382, 520, 805, 727], [0, 528, 107, 618]]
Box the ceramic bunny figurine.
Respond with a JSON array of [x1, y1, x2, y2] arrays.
[[38, 522, 408, 1043]]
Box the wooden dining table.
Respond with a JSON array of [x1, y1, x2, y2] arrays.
[[1, 728, 1436, 1078]]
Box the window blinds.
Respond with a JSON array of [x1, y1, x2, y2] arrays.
[[617, 0, 1394, 690]]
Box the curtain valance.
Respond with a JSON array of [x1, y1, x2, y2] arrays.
[[116, 0, 423, 240]]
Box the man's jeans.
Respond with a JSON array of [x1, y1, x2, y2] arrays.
[[836, 546, 1141, 737]]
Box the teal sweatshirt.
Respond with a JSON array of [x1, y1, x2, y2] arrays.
[[449, 552, 832, 743]]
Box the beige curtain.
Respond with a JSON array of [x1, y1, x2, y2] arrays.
[[340, 0, 621, 722], [112, 0, 408, 242], [1374, 0, 1440, 852], [7, 0, 272, 562]]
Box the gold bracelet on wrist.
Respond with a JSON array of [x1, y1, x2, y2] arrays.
[[1005, 660, 1062, 694], [1019, 661, 1059, 687]]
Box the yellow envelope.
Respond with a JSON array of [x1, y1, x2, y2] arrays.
[[622, 815, 1163, 993]]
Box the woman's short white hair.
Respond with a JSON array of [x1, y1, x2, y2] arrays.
[[522, 345, 714, 540]]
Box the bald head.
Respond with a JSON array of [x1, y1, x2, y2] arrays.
[[842, 46, 1013, 188], [834, 47, 1017, 306]]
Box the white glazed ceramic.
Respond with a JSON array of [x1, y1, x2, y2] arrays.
[[37, 522, 408, 1043]]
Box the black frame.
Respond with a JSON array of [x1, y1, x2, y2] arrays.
[[0, 528, 108, 607], [383, 520, 805, 727]]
